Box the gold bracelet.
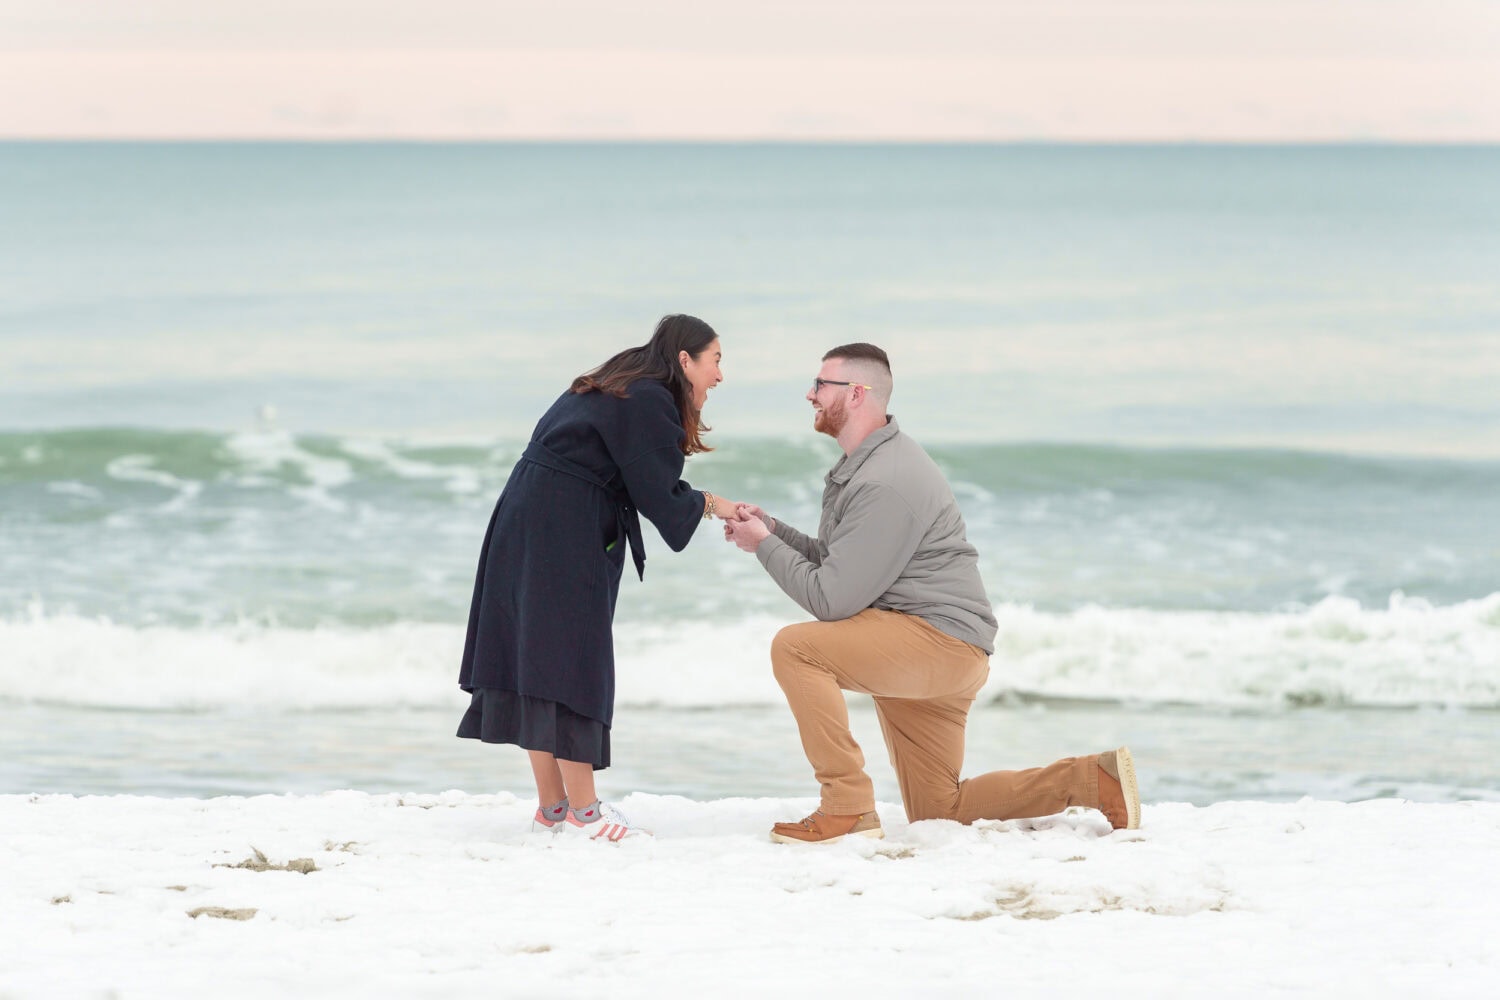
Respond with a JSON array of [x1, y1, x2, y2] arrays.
[[703, 492, 717, 519]]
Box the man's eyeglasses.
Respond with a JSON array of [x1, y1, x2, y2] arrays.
[[811, 378, 873, 392]]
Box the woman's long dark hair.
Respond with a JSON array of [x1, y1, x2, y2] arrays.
[[571, 314, 717, 455]]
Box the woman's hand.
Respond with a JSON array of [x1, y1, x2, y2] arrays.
[[704, 493, 772, 526], [703, 492, 743, 521], [712, 496, 745, 521]]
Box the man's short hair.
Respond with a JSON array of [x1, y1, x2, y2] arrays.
[[822, 343, 893, 405], [822, 343, 891, 372]]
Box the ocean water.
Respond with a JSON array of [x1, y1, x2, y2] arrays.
[[1, 142, 1497, 806]]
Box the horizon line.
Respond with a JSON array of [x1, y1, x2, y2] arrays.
[[4, 137, 1499, 147]]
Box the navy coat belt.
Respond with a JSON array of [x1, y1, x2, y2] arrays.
[[520, 441, 648, 581]]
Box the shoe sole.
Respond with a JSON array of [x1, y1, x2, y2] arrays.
[[1116, 745, 1141, 830], [769, 827, 884, 845], [562, 822, 648, 841]]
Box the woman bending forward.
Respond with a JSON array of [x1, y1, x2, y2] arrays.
[[457, 314, 742, 840]]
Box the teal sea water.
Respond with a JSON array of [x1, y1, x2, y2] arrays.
[[2, 143, 1497, 805]]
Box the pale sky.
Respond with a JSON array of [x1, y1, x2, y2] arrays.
[[2, 1, 1498, 140]]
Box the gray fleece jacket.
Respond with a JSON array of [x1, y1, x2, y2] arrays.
[[756, 416, 999, 654]]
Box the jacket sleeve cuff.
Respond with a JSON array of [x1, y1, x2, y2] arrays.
[[755, 533, 786, 567]]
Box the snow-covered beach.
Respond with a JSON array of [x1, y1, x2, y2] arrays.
[[4, 791, 1497, 997]]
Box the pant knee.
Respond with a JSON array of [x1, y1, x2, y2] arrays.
[[770, 623, 816, 687], [904, 792, 961, 824]]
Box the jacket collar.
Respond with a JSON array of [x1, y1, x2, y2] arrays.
[[828, 416, 900, 485]]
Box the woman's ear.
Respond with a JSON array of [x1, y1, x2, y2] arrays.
[[679, 350, 691, 370]]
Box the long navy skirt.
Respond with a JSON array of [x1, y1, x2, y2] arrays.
[[455, 688, 611, 770]]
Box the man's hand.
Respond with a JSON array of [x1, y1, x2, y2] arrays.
[[724, 509, 771, 553], [736, 503, 775, 531]]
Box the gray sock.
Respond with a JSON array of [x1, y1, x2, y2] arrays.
[[540, 798, 569, 822], [570, 800, 602, 824]]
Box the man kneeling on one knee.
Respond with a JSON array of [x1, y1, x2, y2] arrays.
[[724, 343, 1141, 844]]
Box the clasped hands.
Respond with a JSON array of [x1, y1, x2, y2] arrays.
[[722, 502, 773, 553]]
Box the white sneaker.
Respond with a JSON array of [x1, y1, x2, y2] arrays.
[[564, 801, 649, 841]]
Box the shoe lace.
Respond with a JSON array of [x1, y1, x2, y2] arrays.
[[598, 802, 633, 827]]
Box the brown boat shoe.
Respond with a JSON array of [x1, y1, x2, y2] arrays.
[[1097, 746, 1142, 830], [770, 809, 885, 845]]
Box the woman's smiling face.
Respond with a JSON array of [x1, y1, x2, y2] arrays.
[[680, 338, 723, 410]]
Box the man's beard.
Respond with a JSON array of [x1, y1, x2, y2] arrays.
[[813, 398, 847, 438]]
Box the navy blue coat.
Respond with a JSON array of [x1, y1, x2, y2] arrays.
[[458, 379, 704, 725]]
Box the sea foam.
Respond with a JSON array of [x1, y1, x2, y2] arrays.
[[3, 594, 1496, 712]]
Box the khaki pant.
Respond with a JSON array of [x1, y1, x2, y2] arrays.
[[771, 608, 1101, 822]]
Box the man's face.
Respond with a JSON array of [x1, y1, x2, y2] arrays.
[[807, 361, 850, 439]]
